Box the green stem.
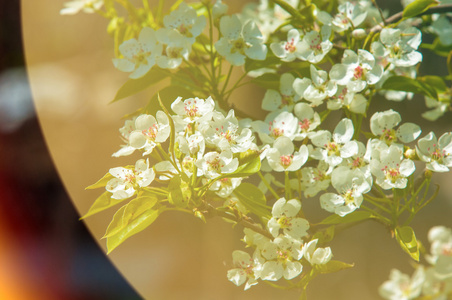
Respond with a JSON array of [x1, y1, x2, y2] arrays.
[[361, 205, 391, 225], [363, 195, 392, 213], [285, 171, 292, 199], [156, 144, 181, 174], [258, 171, 280, 200], [221, 65, 234, 96]]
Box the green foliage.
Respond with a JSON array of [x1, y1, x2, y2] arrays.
[[395, 226, 420, 261], [316, 260, 354, 274], [86, 172, 114, 190], [80, 191, 126, 220], [104, 196, 160, 254], [111, 67, 169, 103], [402, 0, 439, 19], [382, 76, 438, 99], [168, 176, 191, 208], [311, 226, 335, 245], [233, 182, 272, 220]]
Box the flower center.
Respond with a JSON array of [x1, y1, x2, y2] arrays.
[[326, 142, 340, 156], [285, 38, 296, 53], [353, 65, 364, 79], [299, 118, 311, 132], [280, 155, 294, 167], [381, 129, 397, 145], [382, 165, 400, 182], [143, 124, 159, 140], [231, 38, 250, 55]]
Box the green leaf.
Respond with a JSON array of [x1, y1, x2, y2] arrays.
[[251, 73, 280, 90], [447, 51, 452, 78], [417, 76, 448, 93], [311, 226, 335, 245], [145, 85, 193, 116], [316, 260, 354, 274], [317, 211, 373, 225], [80, 191, 126, 220], [233, 182, 271, 219], [402, 0, 438, 19], [421, 38, 452, 57], [395, 226, 420, 261], [245, 55, 280, 73], [168, 176, 191, 208], [105, 196, 159, 254], [381, 76, 438, 99], [86, 172, 114, 190], [111, 67, 169, 103]]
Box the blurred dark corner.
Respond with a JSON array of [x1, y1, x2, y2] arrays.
[[0, 1, 140, 299]]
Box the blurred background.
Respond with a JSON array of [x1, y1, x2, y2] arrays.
[[0, 1, 141, 299], [1, 0, 451, 299]]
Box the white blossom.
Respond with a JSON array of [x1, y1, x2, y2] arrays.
[[266, 136, 309, 172], [267, 198, 309, 239], [112, 27, 163, 79], [106, 159, 155, 200], [417, 132, 452, 172], [215, 15, 267, 66]]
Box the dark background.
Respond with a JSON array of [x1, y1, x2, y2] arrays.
[[0, 1, 141, 299]]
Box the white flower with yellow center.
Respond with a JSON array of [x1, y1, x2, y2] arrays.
[[227, 250, 260, 290], [163, 2, 206, 45], [112, 27, 163, 79], [266, 136, 309, 172], [106, 159, 155, 200], [293, 64, 337, 107], [128, 111, 171, 155], [270, 29, 304, 62], [370, 143, 415, 189], [259, 236, 303, 281], [267, 198, 309, 239], [370, 109, 421, 146], [215, 15, 267, 66], [329, 49, 383, 93], [310, 118, 358, 167], [195, 150, 238, 179], [297, 26, 333, 64], [320, 166, 371, 216], [416, 132, 452, 172], [171, 96, 215, 129], [251, 111, 300, 144]]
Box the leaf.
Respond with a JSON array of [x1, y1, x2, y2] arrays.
[[145, 85, 193, 116], [111, 67, 169, 103], [317, 211, 373, 225], [251, 73, 281, 90], [86, 172, 114, 190], [168, 176, 191, 208], [447, 51, 452, 78], [316, 260, 354, 274], [233, 182, 271, 219], [80, 191, 126, 220], [381, 76, 438, 100], [402, 0, 439, 19], [245, 55, 280, 73], [311, 226, 335, 245], [395, 226, 420, 261], [105, 196, 160, 254], [417, 76, 448, 93]]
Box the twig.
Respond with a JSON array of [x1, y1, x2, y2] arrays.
[[370, 4, 452, 33]]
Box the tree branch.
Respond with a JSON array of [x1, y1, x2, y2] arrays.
[[370, 4, 452, 33]]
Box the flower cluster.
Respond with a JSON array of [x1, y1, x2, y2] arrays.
[[113, 2, 206, 78], [228, 198, 332, 290]]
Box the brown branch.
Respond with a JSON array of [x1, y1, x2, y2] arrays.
[[370, 4, 452, 33]]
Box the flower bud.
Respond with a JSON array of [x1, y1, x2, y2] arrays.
[[404, 148, 416, 159], [352, 28, 367, 40], [425, 169, 433, 179]]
